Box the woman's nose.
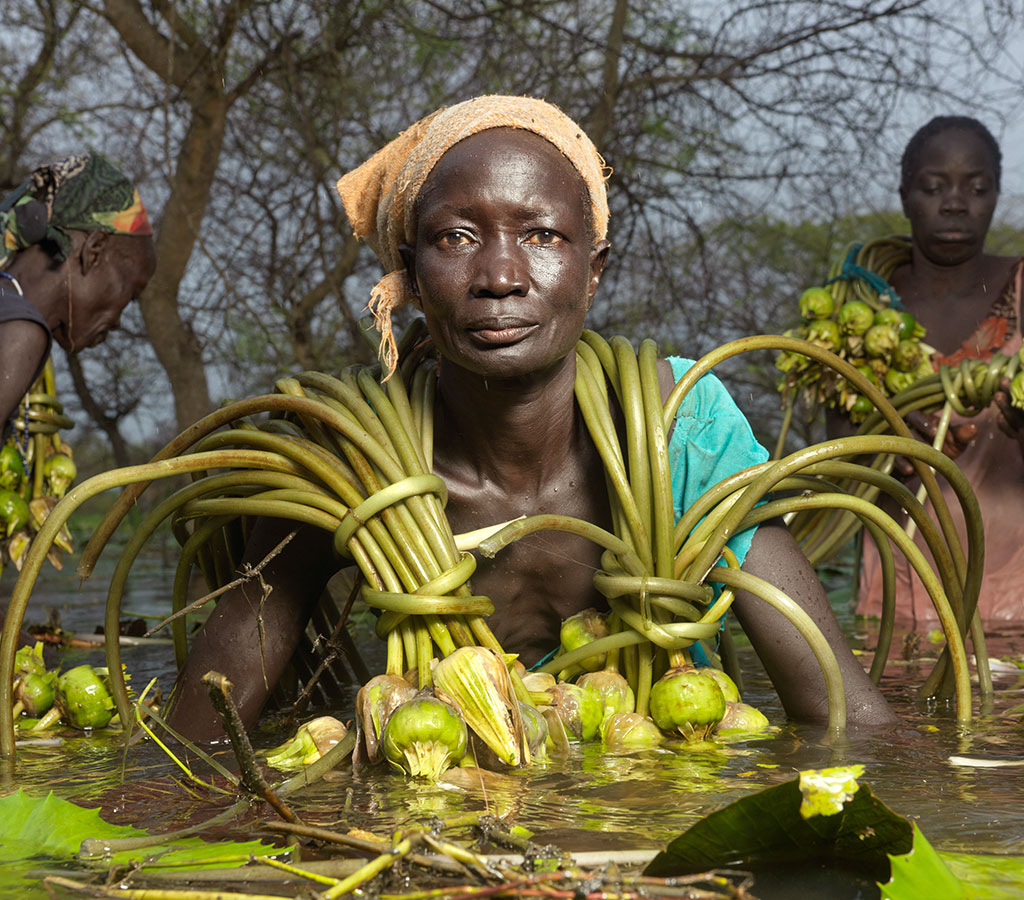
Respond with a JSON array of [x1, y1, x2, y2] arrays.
[[471, 236, 528, 298], [940, 186, 968, 214]]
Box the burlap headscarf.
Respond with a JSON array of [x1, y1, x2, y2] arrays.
[[1, 152, 152, 270], [336, 95, 610, 377]]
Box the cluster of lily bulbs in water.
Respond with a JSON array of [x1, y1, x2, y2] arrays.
[[775, 286, 932, 423], [10, 643, 117, 731], [337, 609, 769, 782], [0, 440, 77, 576]]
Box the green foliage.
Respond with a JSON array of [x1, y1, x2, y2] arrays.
[[0, 789, 283, 898], [986, 222, 1024, 257], [881, 823, 965, 900], [883, 825, 1024, 899], [942, 852, 1024, 899]]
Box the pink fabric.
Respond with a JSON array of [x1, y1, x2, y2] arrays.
[[857, 261, 1024, 623]]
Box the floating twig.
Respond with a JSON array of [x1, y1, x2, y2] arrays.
[[146, 531, 297, 637]]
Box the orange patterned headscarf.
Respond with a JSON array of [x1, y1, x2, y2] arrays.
[[1, 152, 152, 269], [335, 95, 611, 377]]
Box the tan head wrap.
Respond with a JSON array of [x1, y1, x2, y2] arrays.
[[336, 95, 611, 377]]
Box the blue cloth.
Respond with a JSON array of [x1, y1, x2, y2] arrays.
[[666, 356, 769, 665], [666, 356, 768, 566]]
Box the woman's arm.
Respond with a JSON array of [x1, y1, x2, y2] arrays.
[[163, 517, 340, 742], [827, 397, 977, 477], [733, 520, 897, 726]]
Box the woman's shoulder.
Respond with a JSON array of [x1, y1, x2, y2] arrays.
[[0, 278, 48, 330], [988, 253, 1023, 322]]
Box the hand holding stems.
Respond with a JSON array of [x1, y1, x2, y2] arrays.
[[894, 410, 977, 478], [993, 376, 1024, 462], [896, 366, 1024, 474]]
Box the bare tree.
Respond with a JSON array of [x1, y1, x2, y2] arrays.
[[5, 0, 1024, 457]]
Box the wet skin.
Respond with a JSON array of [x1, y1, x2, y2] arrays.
[[166, 128, 895, 742], [401, 130, 615, 660], [404, 129, 607, 382]]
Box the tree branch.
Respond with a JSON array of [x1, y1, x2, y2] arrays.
[[100, 0, 202, 89]]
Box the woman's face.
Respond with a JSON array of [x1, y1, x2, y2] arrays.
[[55, 231, 156, 352], [405, 129, 608, 381], [901, 128, 999, 268]]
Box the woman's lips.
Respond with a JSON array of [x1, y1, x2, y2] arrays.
[[934, 230, 973, 243], [468, 320, 537, 345]]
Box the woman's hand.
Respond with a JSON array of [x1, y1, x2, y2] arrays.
[[993, 376, 1024, 462], [894, 410, 977, 478]]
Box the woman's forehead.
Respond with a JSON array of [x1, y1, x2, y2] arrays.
[[916, 128, 996, 173], [418, 129, 589, 212]]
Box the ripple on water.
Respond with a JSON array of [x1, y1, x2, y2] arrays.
[[7, 553, 1024, 859]]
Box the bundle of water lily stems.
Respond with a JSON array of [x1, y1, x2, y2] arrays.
[[0, 326, 983, 764], [783, 345, 1015, 706], [0, 358, 78, 576]]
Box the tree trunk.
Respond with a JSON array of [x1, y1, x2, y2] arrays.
[[101, 0, 248, 431], [65, 354, 132, 469], [139, 91, 227, 429], [584, 0, 629, 150]]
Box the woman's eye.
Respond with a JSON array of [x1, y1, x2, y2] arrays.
[[438, 231, 471, 246], [527, 230, 562, 245]]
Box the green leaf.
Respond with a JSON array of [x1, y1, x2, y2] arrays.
[[0, 790, 283, 899], [881, 823, 965, 900], [644, 765, 912, 881], [644, 766, 1024, 898], [941, 850, 1024, 899], [883, 826, 1024, 899]]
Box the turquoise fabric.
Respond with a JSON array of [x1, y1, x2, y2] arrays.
[[666, 356, 768, 566], [667, 356, 768, 665], [529, 357, 768, 671]]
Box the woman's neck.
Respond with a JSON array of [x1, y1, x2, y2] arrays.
[[6, 247, 66, 330], [431, 354, 587, 495], [904, 249, 1003, 304], [895, 248, 1017, 353]]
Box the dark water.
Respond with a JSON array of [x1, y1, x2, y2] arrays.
[[4, 546, 1024, 886]]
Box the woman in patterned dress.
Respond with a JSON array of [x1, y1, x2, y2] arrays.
[[856, 116, 1024, 622]]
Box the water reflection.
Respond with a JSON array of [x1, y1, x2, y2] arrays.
[[4, 551, 1024, 859]]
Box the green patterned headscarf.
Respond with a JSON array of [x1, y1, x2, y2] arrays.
[[0, 152, 152, 270]]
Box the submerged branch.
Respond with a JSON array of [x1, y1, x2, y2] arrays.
[[201, 671, 300, 824]]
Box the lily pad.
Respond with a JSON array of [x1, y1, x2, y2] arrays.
[[646, 766, 1024, 898], [881, 823, 964, 900], [644, 765, 911, 882], [913, 846, 1024, 900]]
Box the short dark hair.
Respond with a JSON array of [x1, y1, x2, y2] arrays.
[[900, 116, 1001, 194]]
